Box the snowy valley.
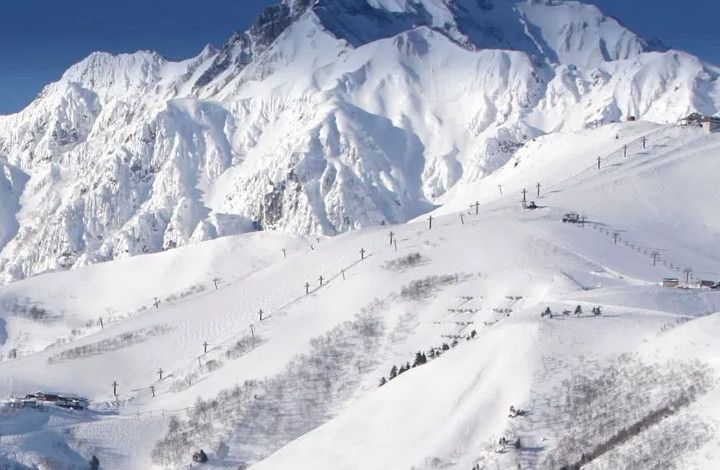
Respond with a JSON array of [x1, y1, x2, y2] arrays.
[[0, 0, 719, 469]]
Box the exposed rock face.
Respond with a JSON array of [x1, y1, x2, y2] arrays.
[[0, 0, 717, 282]]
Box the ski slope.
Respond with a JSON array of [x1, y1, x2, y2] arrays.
[[0, 122, 719, 469]]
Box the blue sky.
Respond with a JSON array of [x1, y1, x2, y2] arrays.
[[0, 0, 718, 115]]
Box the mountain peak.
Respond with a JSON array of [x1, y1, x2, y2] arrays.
[[57, 50, 167, 99], [239, 0, 651, 68], [187, 0, 651, 95]]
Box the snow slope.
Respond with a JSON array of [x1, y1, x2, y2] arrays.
[[0, 121, 718, 469], [0, 0, 718, 281]]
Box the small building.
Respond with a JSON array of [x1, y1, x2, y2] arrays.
[[7, 398, 41, 409], [31, 392, 60, 403], [700, 280, 716, 288], [702, 119, 720, 134], [19, 391, 88, 410], [662, 277, 679, 288], [678, 113, 720, 133]]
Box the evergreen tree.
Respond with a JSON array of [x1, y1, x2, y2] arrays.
[[442, 343, 450, 351], [389, 365, 398, 379], [379, 377, 387, 386], [192, 449, 208, 463], [89, 455, 100, 470], [575, 305, 582, 315]]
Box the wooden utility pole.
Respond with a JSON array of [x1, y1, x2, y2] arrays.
[[360, 248, 366, 260], [522, 189, 527, 203], [460, 214, 465, 225], [341, 269, 346, 280], [213, 278, 219, 290], [428, 215, 433, 230], [498, 184, 503, 195], [651, 252, 660, 266], [281, 248, 287, 259], [623, 145, 628, 157], [258, 309, 264, 322], [472, 201, 480, 215], [613, 231, 620, 244], [642, 136, 647, 149], [112, 381, 118, 397], [158, 368, 164, 380], [389, 231, 394, 246], [684, 268, 692, 284], [597, 156, 601, 169], [319, 275, 324, 287], [305, 282, 310, 294], [150, 385, 155, 398], [99, 317, 104, 330], [203, 341, 209, 354], [536, 183, 541, 197]]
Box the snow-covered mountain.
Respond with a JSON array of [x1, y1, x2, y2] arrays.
[[0, 0, 718, 282], [1, 120, 719, 468]]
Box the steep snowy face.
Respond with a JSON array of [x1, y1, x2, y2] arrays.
[[0, 0, 717, 282], [194, 0, 651, 93], [271, 0, 652, 68], [59, 51, 167, 99], [516, 0, 653, 68]]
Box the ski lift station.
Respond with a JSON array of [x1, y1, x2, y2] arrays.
[[678, 113, 720, 133]]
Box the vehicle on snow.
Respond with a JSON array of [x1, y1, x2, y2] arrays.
[[562, 213, 580, 223]]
